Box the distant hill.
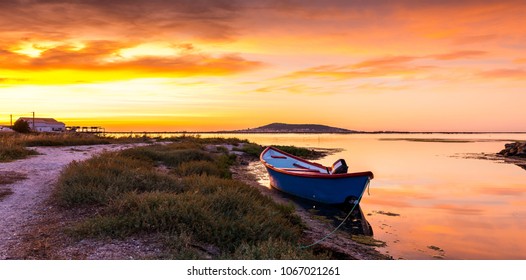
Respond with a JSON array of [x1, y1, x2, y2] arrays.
[[233, 123, 356, 133]]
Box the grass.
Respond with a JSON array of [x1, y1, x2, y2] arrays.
[[235, 143, 327, 159], [0, 138, 38, 162], [0, 132, 152, 162], [21, 133, 113, 146], [54, 152, 183, 206], [173, 160, 223, 177], [53, 138, 328, 259], [73, 180, 302, 253], [120, 144, 212, 167]]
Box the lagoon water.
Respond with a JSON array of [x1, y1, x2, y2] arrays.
[[209, 133, 526, 260]]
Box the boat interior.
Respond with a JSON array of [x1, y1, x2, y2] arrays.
[[262, 148, 339, 174]]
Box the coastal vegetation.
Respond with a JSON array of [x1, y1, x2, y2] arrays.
[[235, 143, 327, 159], [52, 136, 330, 259], [0, 139, 39, 162], [11, 119, 31, 133], [0, 132, 151, 162]]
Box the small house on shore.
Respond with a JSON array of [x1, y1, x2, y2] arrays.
[[17, 117, 66, 133]]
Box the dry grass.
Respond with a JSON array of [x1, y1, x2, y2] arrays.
[[0, 138, 38, 162]]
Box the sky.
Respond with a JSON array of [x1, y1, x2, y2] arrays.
[[1, 0, 525, 132]]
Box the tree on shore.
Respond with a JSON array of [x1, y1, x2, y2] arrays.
[[12, 119, 31, 133]]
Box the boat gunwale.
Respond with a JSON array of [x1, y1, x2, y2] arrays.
[[260, 146, 374, 179]]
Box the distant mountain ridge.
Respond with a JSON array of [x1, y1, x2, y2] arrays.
[[234, 123, 356, 133]]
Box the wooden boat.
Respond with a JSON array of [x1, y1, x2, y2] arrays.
[[260, 146, 374, 205]]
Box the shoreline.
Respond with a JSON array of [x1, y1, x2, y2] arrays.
[[1, 141, 389, 260], [231, 156, 390, 260], [100, 131, 526, 135]]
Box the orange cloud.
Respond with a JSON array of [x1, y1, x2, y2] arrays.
[[352, 56, 417, 69], [479, 68, 526, 80], [475, 186, 526, 196], [432, 50, 487, 60], [280, 55, 434, 82], [272, 49, 491, 85], [0, 41, 262, 83]]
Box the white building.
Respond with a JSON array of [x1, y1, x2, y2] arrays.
[[18, 117, 66, 132]]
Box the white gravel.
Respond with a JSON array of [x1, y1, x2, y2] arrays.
[[0, 143, 146, 259]]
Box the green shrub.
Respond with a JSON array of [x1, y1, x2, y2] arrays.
[[121, 146, 212, 167], [162, 232, 202, 259], [73, 176, 303, 253], [54, 140, 327, 259], [227, 239, 326, 260], [54, 153, 182, 206], [173, 161, 222, 177], [273, 145, 326, 159], [12, 119, 30, 133], [236, 144, 325, 159], [235, 143, 263, 158], [0, 140, 38, 162]]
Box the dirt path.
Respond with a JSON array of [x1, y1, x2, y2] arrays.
[[0, 143, 146, 259]]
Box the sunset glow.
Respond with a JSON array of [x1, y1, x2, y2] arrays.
[[1, 1, 526, 131]]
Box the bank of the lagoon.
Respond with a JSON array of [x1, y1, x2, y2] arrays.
[[196, 133, 526, 260], [0, 134, 387, 260]]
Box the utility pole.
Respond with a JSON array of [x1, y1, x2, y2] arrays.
[[10, 114, 12, 127], [32, 111, 35, 131]]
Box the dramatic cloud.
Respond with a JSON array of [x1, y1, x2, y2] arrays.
[[1, 0, 526, 131], [0, 41, 262, 83], [0, 0, 243, 41]]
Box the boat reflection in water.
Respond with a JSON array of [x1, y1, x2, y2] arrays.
[[282, 192, 374, 237]]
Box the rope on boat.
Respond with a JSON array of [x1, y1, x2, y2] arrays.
[[299, 180, 369, 249]]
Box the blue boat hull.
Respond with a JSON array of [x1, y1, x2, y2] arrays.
[[265, 166, 370, 204]]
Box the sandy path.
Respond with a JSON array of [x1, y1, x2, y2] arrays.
[[0, 143, 146, 259]]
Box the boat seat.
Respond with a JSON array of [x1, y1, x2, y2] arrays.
[[282, 168, 321, 173], [330, 159, 348, 174]]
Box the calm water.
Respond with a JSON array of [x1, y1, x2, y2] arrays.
[[204, 133, 526, 260]]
